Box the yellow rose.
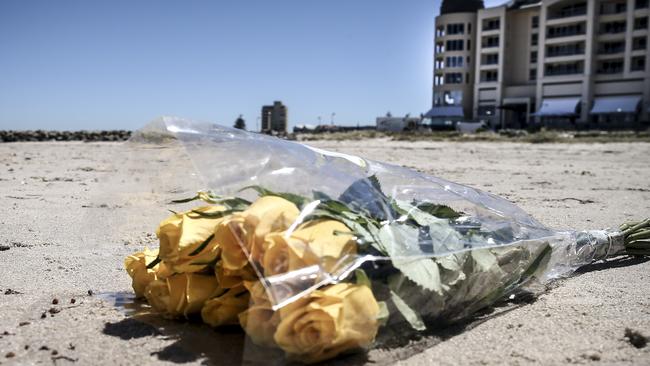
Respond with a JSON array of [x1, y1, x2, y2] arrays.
[[201, 285, 250, 327], [274, 283, 380, 364], [124, 247, 171, 298], [215, 261, 258, 289], [157, 206, 227, 273], [262, 220, 356, 276], [217, 196, 300, 271], [239, 280, 280, 348], [144, 273, 220, 318]]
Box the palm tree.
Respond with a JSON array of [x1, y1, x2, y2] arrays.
[[234, 115, 246, 130]]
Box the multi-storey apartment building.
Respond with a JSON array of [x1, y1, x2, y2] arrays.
[[432, 0, 650, 129], [261, 101, 288, 134]]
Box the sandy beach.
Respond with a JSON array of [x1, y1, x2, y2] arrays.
[[1, 139, 649, 365]]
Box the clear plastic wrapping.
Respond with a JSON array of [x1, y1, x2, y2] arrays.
[[117, 117, 627, 364]]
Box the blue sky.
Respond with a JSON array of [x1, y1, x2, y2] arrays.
[[0, 0, 506, 131]]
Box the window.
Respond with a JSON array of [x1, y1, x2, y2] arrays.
[[436, 26, 445, 37], [483, 18, 500, 31], [468, 23, 472, 33], [435, 42, 445, 53], [444, 73, 463, 84], [434, 75, 444, 86], [545, 61, 584, 76], [532, 16, 539, 29], [530, 51, 538, 63], [445, 56, 464, 68], [600, 1, 627, 15], [548, 42, 585, 57], [600, 21, 627, 35], [633, 36, 647, 50], [597, 60, 624, 74], [481, 70, 498, 82], [467, 40, 472, 51], [635, 0, 649, 9], [547, 23, 586, 38], [482, 36, 499, 48], [548, 2, 587, 19], [466, 73, 470, 84], [467, 56, 471, 64], [435, 58, 444, 69], [446, 40, 464, 51], [447, 23, 465, 35], [483, 53, 499, 65], [631, 56, 646, 71], [478, 106, 496, 117], [434, 91, 464, 106], [597, 41, 625, 54], [531, 33, 539, 46], [634, 17, 648, 30], [529, 68, 537, 81]]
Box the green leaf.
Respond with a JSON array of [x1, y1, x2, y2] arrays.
[[188, 233, 215, 256], [367, 175, 384, 196], [376, 301, 390, 326], [416, 201, 462, 219], [390, 290, 426, 331], [379, 223, 444, 295], [189, 209, 236, 219], [239, 185, 309, 208], [355, 269, 371, 288], [146, 257, 161, 269], [170, 194, 200, 204]]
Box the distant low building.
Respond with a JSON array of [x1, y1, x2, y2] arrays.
[[261, 101, 288, 134], [376, 116, 421, 132]]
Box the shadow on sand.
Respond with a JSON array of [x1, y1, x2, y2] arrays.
[[100, 254, 649, 365], [99, 289, 542, 366]]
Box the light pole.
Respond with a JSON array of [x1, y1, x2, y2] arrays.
[[330, 112, 336, 126], [317, 116, 322, 125], [256, 116, 261, 133]]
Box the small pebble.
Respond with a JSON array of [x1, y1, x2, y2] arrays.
[[5, 352, 15, 358], [40, 312, 46, 319], [39, 346, 49, 351], [51, 350, 58, 356], [52, 299, 59, 305], [24, 345, 29, 350], [18, 322, 30, 326], [70, 298, 76, 304], [87, 290, 93, 296]]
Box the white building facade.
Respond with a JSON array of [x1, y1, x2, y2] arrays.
[[433, 0, 650, 129]]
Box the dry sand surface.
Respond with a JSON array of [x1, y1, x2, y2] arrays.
[[0, 138, 649, 365]]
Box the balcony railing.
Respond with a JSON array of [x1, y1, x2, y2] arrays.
[[548, 4, 587, 20], [597, 66, 624, 74], [545, 63, 583, 76], [547, 47, 585, 57], [598, 42, 626, 54], [600, 22, 627, 34], [547, 25, 586, 39]]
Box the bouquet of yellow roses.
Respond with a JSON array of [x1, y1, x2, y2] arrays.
[[123, 118, 649, 364]]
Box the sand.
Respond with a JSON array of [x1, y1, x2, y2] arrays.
[[0, 139, 649, 365]]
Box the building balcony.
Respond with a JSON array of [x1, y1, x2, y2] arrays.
[[545, 63, 584, 77], [481, 29, 500, 37], [597, 44, 626, 55], [545, 34, 586, 45], [546, 48, 585, 58], [545, 54, 585, 63], [546, 15, 587, 26], [479, 64, 499, 70]]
